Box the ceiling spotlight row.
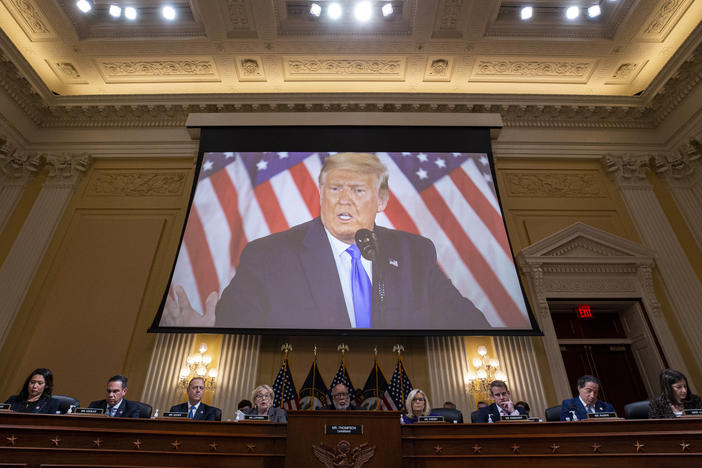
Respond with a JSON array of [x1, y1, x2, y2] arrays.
[[310, 1, 395, 21], [75, 1, 178, 21], [520, 2, 613, 21]]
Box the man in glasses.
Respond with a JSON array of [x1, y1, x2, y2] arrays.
[[320, 383, 360, 410]]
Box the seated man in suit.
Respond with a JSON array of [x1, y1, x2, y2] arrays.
[[88, 375, 140, 418], [169, 377, 221, 421], [560, 374, 615, 421], [476, 380, 528, 422], [320, 384, 360, 410]]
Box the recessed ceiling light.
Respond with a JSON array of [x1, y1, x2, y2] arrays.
[[327, 2, 343, 20], [124, 6, 137, 20], [587, 5, 601, 17], [108, 5, 121, 18], [565, 6, 580, 19], [354, 1, 373, 22], [162, 5, 176, 20], [520, 6, 533, 20], [310, 3, 322, 17], [76, 0, 92, 13], [382, 2, 393, 17]]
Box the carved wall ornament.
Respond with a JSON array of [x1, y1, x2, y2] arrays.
[[606, 60, 648, 85], [284, 57, 405, 80], [473, 58, 594, 82], [7, 0, 56, 40], [542, 277, 637, 292], [86, 172, 187, 197], [613, 63, 636, 78], [235, 57, 265, 81], [603, 153, 651, 188], [506, 173, 605, 198], [640, 0, 692, 41], [543, 238, 626, 258], [97, 58, 219, 83], [541, 264, 638, 275], [0, 150, 43, 185], [312, 440, 375, 468], [424, 57, 453, 82], [653, 150, 701, 186], [45, 60, 89, 84], [437, 0, 464, 34], [44, 152, 91, 188]]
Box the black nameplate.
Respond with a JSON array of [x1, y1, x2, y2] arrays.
[[684, 408, 702, 416], [419, 416, 445, 423], [325, 424, 363, 435], [163, 412, 188, 418], [75, 408, 104, 415], [587, 412, 617, 419], [501, 414, 528, 421], [244, 414, 269, 421], [0, 403, 11, 411]]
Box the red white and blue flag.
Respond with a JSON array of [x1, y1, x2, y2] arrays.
[[272, 356, 299, 410], [164, 151, 530, 329]]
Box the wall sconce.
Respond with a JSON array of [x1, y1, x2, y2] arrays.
[[465, 345, 507, 402], [178, 342, 218, 390]]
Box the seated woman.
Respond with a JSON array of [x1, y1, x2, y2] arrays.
[[649, 368, 702, 418], [5, 368, 61, 414], [401, 388, 435, 424], [243, 384, 287, 422]]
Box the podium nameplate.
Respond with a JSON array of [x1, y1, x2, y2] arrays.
[[75, 408, 104, 415], [325, 424, 363, 435], [0, 403, 10, 411], [163, 412, 188, 418], [684, 408, 702, 416], [501, 414, 528, 421], [587, 412, 617, 419], [244, 414, 270, 421], [419, 416, 445, 423]]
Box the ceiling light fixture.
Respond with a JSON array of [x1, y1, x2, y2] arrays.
[[382, 2, 393, 17], [587, 5, 601, 17], [162, 5, 176, 20], [520, 6, 533, 20], [565, 6, 580, 19], [327, 2, 343, 20], [108, 5, 121, 18], [75, 0, 92, 13], [310, 3, 322, 17], [354, 1, 373, 22], [124, 6, 137, 20]]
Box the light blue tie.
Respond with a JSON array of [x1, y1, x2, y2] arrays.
[[346, 244, 371, 328], [108, 406, 116, 417], [189, 406, 196, 419]]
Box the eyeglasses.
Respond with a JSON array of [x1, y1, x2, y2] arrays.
[[254, 394, 271, 400], [332, 392, 349, 399], [412, 398, 425, 402]]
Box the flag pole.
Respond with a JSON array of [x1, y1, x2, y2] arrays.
[[374, 346, 379, 411], [311, 345, 317, 410], [280, 343, 292, 409]]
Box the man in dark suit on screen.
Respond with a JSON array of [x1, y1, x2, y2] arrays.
[[88, 375, 140, 418], [164, 152, 490, 330], [170, 377, 221, 421]]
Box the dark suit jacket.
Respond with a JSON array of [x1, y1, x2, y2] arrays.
[[5, 394, 61, 414], [243, 406, 287, 423], [88, 398, 140, 418], [475, 402, 527, 423], [169, 402, 221, 421], [216, 217, 490, 330], [319, 403, 361, 410], [648, 394, 702, 419], [560, 397, 615, 421]]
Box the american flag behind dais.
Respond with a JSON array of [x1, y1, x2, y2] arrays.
[[162, 151, 530, 329]]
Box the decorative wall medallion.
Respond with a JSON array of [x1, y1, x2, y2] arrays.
[[96, 57, 219, 83], [86, 172, 187, 197], [505, 173, 605, 198], [313, 440, 375, 467], [284, 56, 405, 81], [424, 57, 453, 82], [235, 57, 266, 81], [606, 61, 648, 85], [638, 0, 692, 42], [471, 57, 594, 83], [6, 0, 56, 40], [46, 60, 89, 84]]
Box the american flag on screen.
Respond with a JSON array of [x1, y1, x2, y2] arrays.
[[386, 356, 413, 411], [272, 356, 299, 410], [164, 151, 529, 328]]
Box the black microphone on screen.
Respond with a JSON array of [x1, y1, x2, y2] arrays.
[[355, 229, 378, 262]]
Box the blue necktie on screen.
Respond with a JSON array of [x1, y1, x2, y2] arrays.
[[346, 244, 371, 328]]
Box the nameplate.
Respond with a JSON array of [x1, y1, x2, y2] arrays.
[[683, 408, 702, 416], [75, 408, 104, 415], [244, 414, 269, 421], [0, 403, 11, 411], [501, 414, 528, 421], [325, 424, 363, 435], [587, 412, 617, 419], [163, 412, 188, 418], [419, 416, 445, 423]]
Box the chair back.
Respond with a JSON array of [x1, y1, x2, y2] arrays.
[[429, 407, 463, 423], [470, 410, 481, 423], [213, 407, 222, 421], [545, 405, 561, 422], [52, 395, 80, 414], [624, 400, 650, 419], [136, 402, 152, 418]]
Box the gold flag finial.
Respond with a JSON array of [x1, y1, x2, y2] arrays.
[[373, 346, 378, 358], [393, 344, 405, 355], [281, 343, 293, 355], [337, 343, 349, 355], [313, 345, 318, 357]]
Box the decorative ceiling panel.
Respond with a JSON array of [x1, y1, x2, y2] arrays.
[[283, 56, 406, 80], [96, 57, 220, 83]]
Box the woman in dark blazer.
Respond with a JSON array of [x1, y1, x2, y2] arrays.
[[5, 368, 61, 414], [244, 384, 287, 422], [649, 368, 702, 418]]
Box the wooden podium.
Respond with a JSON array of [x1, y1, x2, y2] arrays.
[[286, 410, 401, 468]]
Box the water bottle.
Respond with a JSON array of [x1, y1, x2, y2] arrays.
[[152, 408, 159, 419], [68, 405, 75, 414], [488, 413, 494, 423], [570, 410, 578, 421]]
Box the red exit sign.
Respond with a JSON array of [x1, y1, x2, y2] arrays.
[[576, 304, 593, 319]]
